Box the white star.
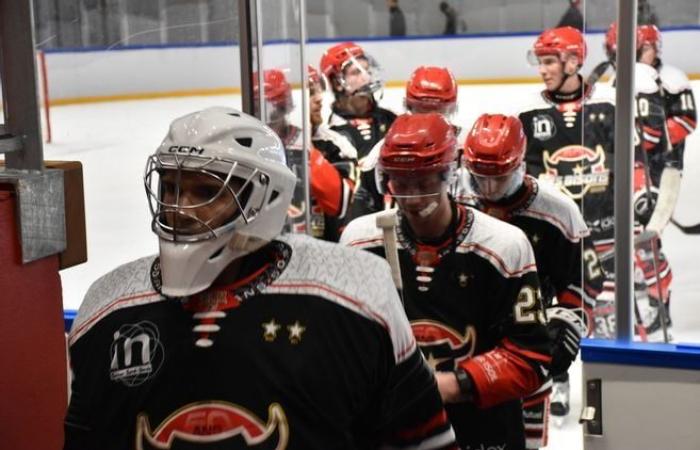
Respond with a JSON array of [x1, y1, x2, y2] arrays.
[[287, 321, 306, 344], [262, 319, 281, 342]]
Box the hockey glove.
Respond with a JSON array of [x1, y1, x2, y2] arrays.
[[547, 306, 586, 377]]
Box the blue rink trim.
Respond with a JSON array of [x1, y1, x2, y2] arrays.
[[581, 338, 700, 371], [64, 309, 77, 333]]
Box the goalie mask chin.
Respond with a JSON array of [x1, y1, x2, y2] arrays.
[[144, 107, 296, 297]]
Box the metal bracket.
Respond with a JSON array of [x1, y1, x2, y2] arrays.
[[0, 168, 66, 263], [0, 125, 22, 155]]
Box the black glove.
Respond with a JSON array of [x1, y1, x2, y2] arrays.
[[547, 306, 586, 377]]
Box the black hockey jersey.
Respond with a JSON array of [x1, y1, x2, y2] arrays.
[[518, 81, 616, 245], [64, 234, 457, 450], [455, 173, 590, 312], [656, 60, 697, 163], [328, 105, 397, 223], [340, 203, 551, 450]]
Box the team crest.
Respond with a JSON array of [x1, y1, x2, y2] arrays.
[[411, 320, 477, 371], [136, 402, 289, 449], [532, 114, 556, 141], [542, 145, 610, 200]]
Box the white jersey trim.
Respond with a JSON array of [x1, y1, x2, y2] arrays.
[[341, 208, 537, 280], [521, 179, 590, 242], [314, 124, 358, 160], [458, 208, 538, 278]]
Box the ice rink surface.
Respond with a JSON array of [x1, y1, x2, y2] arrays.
[[47, 83, 700, 450]]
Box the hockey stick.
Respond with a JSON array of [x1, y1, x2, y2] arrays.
[[376, 209, 404, 303], [670, 217, 700, 234], [586, 60, 613, 87]]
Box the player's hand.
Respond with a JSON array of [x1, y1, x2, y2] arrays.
[[547, 307, 585, 376], [435, 371, 462, 403]]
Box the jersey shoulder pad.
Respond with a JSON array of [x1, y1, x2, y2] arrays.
[[359, 138, 383, 172], [659, 64, 691, 94], [589, 82, 616, 106], [462, 208, 537, 278], [525, 179, 590, 242], [518, 90, 553, 115], [328, 111, 349, 128], [315, 124, 358, 160], [273, 233, 416, 363], [634, 62, 660, 95], [339, 211, 385, 248], [69, 255, 163, 344]]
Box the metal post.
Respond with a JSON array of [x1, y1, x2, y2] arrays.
[[614, 0, 637, 342], [238, 0, 255, 115], [0, 0, 45, 171], [298, 0, 311, 234], [253, 0, 266, 121]]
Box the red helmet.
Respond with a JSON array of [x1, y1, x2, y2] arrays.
[[464, 113, 526, 177], [531, 26, 586, 64], [320, 42, 382, 96], [320, 42, 366, 79], [405, 66, 458, 115], [379, 113, 457, 179], [638, 24, 661, 49], [605, 23, 661, 58], [253, 69, 293, 109], [307, 64, 326, 92]]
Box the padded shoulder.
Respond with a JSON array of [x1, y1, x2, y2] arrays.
[[659, 64, 691, 94], [69, 256, 163, 344]]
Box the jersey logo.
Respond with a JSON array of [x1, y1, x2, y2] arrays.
[[136, 402, 289, 450], [541, 145, 609, 200], [411, 320, 476, 371], [532, 114, 557, 141], [110, 321, 165, 387]]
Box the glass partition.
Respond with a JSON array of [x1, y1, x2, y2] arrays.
[[47, 0, 243, 311]]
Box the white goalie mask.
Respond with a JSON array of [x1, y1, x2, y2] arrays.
[[144, 107, 296, 297]]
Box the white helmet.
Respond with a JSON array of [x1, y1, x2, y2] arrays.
[[144, 107, 296, 297]]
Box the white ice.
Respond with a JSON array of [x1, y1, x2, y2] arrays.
[[44, 83, 700, 450]]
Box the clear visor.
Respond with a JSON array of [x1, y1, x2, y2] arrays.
[[527, 50, 563, 66], [144, 152, 264, 242], [405, 97, 457, 119], [260, 95, 294, 126], [338, 54, 384, 96], [377, 165, 455, 198], [471, 166, 523, 201]]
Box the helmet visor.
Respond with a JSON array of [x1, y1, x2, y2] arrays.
[[339, 54, 383, 96]]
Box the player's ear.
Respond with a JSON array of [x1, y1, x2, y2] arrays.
[[563, 54, 580, 75]]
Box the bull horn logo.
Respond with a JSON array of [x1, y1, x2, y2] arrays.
[[136, 402, 289, 449]]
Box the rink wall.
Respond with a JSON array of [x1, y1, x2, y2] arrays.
[[45, 28, 700, 105]]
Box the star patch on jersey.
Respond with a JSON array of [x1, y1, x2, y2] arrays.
[[262, 319, 281, 342], [287, 321, 306, 344]]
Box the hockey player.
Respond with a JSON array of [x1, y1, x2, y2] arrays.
[[457, 113, 589, 448], [600, 23, 682, 337], [256, 67, 356, 241], [341, 113, 552, 450], [359, 65, 461, 209], [320, 42, 396, 221], [64, 107, 458, 449], [519, 26, 615, 416]]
